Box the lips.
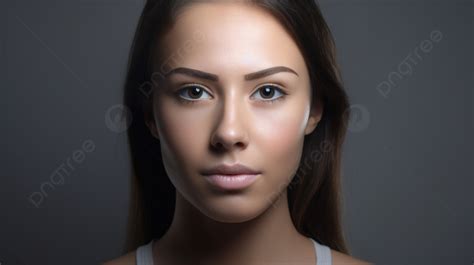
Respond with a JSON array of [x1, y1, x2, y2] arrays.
[[201, 163, 261, 176], [201, 163, 261, 190]]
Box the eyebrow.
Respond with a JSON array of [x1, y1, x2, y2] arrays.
[[163, 66, 299, 82]]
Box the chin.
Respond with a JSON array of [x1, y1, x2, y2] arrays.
[[195, 193, 270, 223]]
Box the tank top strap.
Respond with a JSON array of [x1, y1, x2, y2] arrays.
[[136, 238, 331, 265], [311, 238, 332, 265], [136, 239, 154, 265]]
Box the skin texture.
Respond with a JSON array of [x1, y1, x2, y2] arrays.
[[149, 4, 319, 264], [104, 2, 371, 265], [152, 2, 318, 225]]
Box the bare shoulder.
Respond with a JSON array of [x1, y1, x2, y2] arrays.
[[101, 250, 136, 265], [330, 249, 373, 265]]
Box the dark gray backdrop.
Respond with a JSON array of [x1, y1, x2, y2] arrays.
[[2, 0, 473, 264]]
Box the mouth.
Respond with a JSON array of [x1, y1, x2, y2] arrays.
[[203, 174, 260, 191], [201, 163, 261, 191]]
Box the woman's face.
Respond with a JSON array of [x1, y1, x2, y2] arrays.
[[147, 2, 322, 222]]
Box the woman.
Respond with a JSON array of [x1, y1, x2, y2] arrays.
[[104, 0, 371, 264]]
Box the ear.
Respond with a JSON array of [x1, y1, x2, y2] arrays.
[[304, 97, 324, 135], [146, 118, 160, 140], [144, 100, 160, 140]]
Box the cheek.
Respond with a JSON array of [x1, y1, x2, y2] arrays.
[[153, 99, 210, 180], [246, 102, 309, 211], [253, 103, 309, 180]]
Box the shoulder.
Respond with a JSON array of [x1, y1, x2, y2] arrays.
[[101, 250, 136, 265], [330, 249, 373, 265]]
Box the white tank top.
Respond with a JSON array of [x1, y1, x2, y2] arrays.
[[136, 238, 332, 265]]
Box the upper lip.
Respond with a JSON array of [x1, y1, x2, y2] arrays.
[[201, 163, 261, 176]]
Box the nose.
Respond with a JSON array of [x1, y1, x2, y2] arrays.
[[210, 92, 249, 152]]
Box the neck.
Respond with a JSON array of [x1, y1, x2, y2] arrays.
[[156, 190, 313, 264]]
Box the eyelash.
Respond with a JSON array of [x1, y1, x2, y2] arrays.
[[175, 83, 288, 105]]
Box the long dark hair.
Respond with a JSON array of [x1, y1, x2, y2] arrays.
[[122, 0, 351, 255]]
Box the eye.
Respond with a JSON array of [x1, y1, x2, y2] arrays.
[[177, 84, 212, 102], [175, 83, 287, 104], [251, 84, 287, 103]]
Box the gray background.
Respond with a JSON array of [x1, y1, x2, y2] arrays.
[[1, 0, 473, 264]]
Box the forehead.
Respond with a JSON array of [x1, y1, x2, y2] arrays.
[[155, 2, 307, 76]]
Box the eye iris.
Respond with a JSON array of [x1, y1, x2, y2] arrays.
[[187, 86, 203, 99], [260, 86, 275, 99]]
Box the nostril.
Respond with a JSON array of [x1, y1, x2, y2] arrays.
[[216, 141, 245, 151]]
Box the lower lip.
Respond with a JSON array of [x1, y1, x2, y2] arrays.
[[203, 174, 259, 190]]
